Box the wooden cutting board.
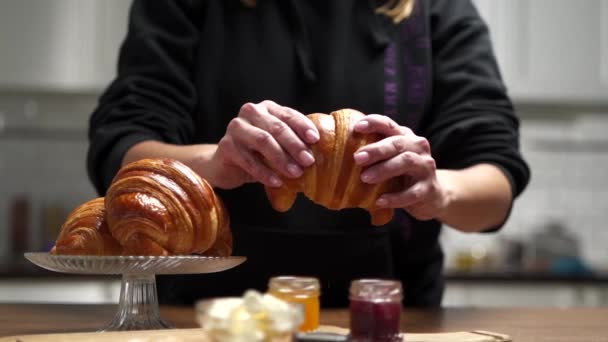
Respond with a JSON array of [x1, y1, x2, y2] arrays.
[[0, 329, 210, 342], [318, 325, 511, 341], [0, 326, 511, 342]]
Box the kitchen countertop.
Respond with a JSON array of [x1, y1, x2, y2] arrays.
[[444, 270, 608, 284], [0, 304, 607, 341], [3, 262, 608, 283]]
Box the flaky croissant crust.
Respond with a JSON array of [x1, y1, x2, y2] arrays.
[[105, 158, 231, 256], [50, 197, 122, 256], [52, 158, 232, 256], [265, 109, 402, 226]]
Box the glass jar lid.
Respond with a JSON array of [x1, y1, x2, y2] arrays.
[[268, 276, 320, 294], [349, 279, 403, 302]]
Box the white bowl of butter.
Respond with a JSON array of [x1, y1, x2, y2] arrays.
[[196, 290, 303, 342]]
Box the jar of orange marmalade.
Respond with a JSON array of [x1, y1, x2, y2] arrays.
[[268, 276, 320, 332]]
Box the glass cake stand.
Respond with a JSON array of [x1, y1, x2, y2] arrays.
[[24, 252, 246, 332]]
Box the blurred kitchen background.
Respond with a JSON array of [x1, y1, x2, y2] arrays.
[[0, 0, 607, 307]]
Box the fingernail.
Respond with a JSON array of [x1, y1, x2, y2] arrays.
[[354, 151, 369, 165], [305, 129, 320, 143], [355, 120, 369, 132], [287, 163, 303, 177], [269, 175, 283, 187], [376, 197, 388, 207], [361, 171, 375, 183], [299, 150, 315, 166]]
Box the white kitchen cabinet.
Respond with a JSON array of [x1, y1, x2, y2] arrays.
[[444, 281, 608, 307], [0, 0, 130, 92], [472, 0, 608, 104]]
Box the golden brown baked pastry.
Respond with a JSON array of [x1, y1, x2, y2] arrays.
[[200, 197, 233, 257], [105, 158, 232, 256], [50, 197, 122, 255], [265, 109, 403, 226]]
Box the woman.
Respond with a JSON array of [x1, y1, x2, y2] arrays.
[[88, 0, 530, 307]]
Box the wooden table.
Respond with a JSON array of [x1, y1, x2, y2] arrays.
[[0, 304, 607, 342]]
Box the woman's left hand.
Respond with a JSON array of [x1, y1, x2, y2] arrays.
[[353, 114, 450, 221]]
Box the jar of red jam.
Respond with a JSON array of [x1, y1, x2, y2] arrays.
[[349, 279, 403, 342]]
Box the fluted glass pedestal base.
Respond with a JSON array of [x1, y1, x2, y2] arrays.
[[100, 274, 173, 331], [23, 253, 246, 332]]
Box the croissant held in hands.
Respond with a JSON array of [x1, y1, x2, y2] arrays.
[[51, 158, 232, 256], [265, 109, 404, 226]]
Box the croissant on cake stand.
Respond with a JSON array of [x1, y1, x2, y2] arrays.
[[265, 109, 403, 226], [105, 158, 231, 256], [51, 158, 232, 257], [50, 197, 122, 256], [40, 160, 243, 332]]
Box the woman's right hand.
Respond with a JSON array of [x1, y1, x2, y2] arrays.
[[210, 100, 320, 189]]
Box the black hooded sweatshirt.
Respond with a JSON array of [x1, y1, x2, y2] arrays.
[[87, 0, 530, 307]]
